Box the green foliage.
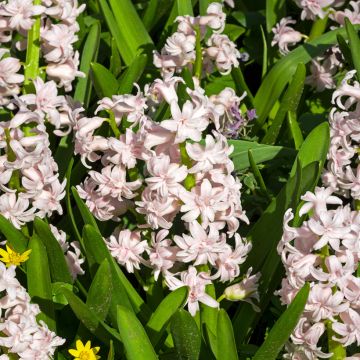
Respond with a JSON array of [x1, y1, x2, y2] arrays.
[[74, 21, 101, 107], [34, 217, 72, 284], [117, 305, 158, 360], [170, 309, 202, 360], [253, 283, 310, 360], [0, 215, 28, 252], [27, 234, 56, 330]]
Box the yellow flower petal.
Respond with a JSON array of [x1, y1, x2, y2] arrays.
[[76, 339, 85, 351], [68, 349, 80, 357]]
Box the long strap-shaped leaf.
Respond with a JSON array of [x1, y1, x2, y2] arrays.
[[34, 217, 72, 284], [146, 286, 188, 347], [253, 283, 310, 360], [118, 54, 148, 94], [61, 287, 123, 350], [117, 305, 158, 360], [86, 259, 113, 322], [171, 309, 202, 360], [27, 234, 56, 331], [262, 63, 306, 145], [345, 18, 360, 82], [91, 62, 119, 99], [74, 21, 101, 108], [253, 25, 360, 133], [232, 122, 329, 344], [217, 310, 238, 360], [106, 0, 153, 65], [0, 215, 28, 253], [229, 140, 297, 171]]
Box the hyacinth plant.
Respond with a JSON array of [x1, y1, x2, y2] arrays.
[[2, 0, 360, 359]]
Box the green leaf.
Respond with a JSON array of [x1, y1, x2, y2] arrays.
[[177, 0, 193, 16], [110, 37, 122, 77], [65, 158, 82, 244], [108, 0, 153, 64], [200, 281, 218, 358], [171, 309, 201, 360], [82, 225, 152, 323], [287, 111, 304, 150], [345, 18, 360, 82], [146, 286, 188, 347], [229, 140, 297, 171], [61, 287, 123, 347], [0, 215, 28, 253], [290, 122, 329, 177], [91, 62, 119, 99], [87, 259, 113, 322], [248, 149, 270, 199], [199, 0, 211, 15], [118, 54, 148, 94], [27, 234, 56, 330], [107, 340, 115, 360], [52, 282, 73, 308], [98, 0, 133, 65], [71, 186, 100, 233], [74, 21, 101, 107], [143, 0, 160, 31], [266, 0, 286, 33], [232, 123, 328, 345], [337, 34, 352, 67], [253, 25, 360, 133], [217, 310, 238, 360], [262, 63, 306, 145], [223, 24, 246, 42], [33, 217, 72, 284], [117, 305, 158, 360], [253, 283, 310, 360]]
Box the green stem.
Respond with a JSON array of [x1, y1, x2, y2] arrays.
[[108, 113, 121, 138], [326, 320, 346, 359], [179, 142, 195, 190], [308, 15, 328, 42], [24, 0, 42, 92], [194, 26, 203, 79]]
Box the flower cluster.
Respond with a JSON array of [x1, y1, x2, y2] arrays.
[[322, 70, 360, 199], [271, 17, 304, 55], [0, 0, 85, 92], [75, 60, 258, 315], [277, 187, 360, 359], [0, 96, 67, 228], [306, 46, 343, 92], [154, 2, 248, 76], [0, 262, 65, 359]]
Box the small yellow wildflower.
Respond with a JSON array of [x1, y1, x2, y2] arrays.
[[0, 244, 31, 267], [69, 340, 101, 360]]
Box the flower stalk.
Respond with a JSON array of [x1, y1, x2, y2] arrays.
[[24, 0, 42, 92]]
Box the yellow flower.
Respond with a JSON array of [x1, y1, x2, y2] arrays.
[[69, 340, 101, 360], [0, 244, 31, 267]]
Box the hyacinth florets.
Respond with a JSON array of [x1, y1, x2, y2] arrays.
[[0, 262, 65, 358], [323, 69, 360, 199], [278, 187, 360, 358], [154, 2, 248, 76], [74, 54, 258, 316]]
